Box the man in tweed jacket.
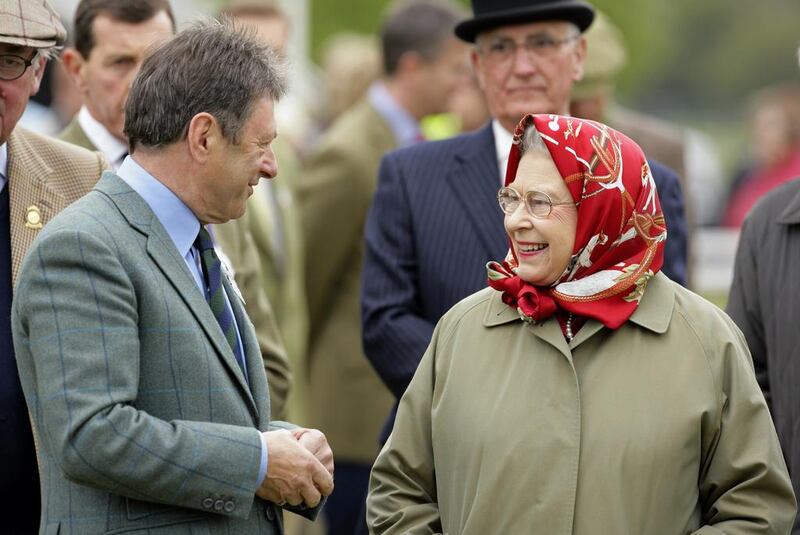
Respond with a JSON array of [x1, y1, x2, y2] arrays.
[[12, 20, 333, 534], [0, 2, 107, 531]]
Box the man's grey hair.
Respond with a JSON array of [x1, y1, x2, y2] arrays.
[[35, 47, 58, 62], [519, 123, 550, 158], [380, 0, 465, 76], [124, 18, 287, 152]]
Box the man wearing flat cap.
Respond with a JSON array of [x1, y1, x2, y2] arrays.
[[361, 0, 688, 457], [0, 1, 107, 531]]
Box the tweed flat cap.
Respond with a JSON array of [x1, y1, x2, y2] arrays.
[[0, 0, 66, 48]]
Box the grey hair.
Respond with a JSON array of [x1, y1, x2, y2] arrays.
[[124, 18, 287, 152], [34, 47, 59, 62], [518, 123, 549, 158]]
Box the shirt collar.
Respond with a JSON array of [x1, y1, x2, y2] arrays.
[[368, 82, 421, 148], [483, 271, 674, 334], [78, 106, 128, 170], [492, 120, 514, 185], [116, 156, 200, 258], [0, 143, 7, 192]]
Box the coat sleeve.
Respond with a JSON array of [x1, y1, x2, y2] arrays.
[[649, 159, 688, 287], [694, 314, 796, 534], [725, 216, 769, 405], [361, 153, 436, 399], [367, 323, 443, 535], [12, 229, 263, 518]]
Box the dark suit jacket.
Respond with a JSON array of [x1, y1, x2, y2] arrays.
[[361, 122, 688, 439], [726, 178, 800, 534]]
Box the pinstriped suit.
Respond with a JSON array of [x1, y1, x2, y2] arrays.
[[361, 122, 688, 440], [12, 173, 319, 533]]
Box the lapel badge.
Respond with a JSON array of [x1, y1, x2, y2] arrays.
[[25, 205, 43, 229]]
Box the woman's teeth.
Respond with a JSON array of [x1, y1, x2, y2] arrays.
[[519, 243, 547, 252]]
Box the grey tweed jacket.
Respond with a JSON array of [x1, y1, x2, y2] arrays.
[[12, 172, 318, 534]]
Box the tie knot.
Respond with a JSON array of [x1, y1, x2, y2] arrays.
[[194, 226, 215, 253]]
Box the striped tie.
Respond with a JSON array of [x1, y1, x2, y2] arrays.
[[194, 227, 247, 377]]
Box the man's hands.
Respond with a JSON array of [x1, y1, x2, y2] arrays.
[[256, 428, 334, 508]]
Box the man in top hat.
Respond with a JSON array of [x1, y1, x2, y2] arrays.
[[0, 1, 107, 531], [360, 0, 687, 450]]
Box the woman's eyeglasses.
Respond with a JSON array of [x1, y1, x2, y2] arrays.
[[497, 187, 574, 218]]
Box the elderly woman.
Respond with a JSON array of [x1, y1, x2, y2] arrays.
[[366, 114, 796, 534]]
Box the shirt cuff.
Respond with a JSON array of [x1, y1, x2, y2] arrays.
[[257, 432, 269, 486]]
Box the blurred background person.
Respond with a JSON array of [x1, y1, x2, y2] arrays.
[[219, 0, 318, 154], [296, 1, 468, 533], [60, 0, 174, 170], [722, 82, 800, 228], [309, 31, 382, 146]]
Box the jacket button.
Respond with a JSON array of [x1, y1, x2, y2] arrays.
[[265, 506, 275, 521], [213, 499, 224, 511], [202, 497, 214, 509], [224, 500, 235, 513]]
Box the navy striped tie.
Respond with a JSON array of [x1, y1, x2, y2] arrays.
[[194, 227, 247, 377]]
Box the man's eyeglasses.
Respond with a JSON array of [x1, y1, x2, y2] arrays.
[[478, 33, 579, 63], [0, 53, 37, 81], [497, 187, 574, 218]]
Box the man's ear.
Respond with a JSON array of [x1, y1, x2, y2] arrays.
[[29, 55, 47, 97], [186, 112, 219, 164], [395, 50, 423, 77], [470, 47, 487, 92], [61, 48, 88, 93], [571, 36, 588, 82]]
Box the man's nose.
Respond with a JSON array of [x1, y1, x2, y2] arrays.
[[510, 45, 537, 76]]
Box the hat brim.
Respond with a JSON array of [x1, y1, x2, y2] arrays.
[[0, 35, 62, 49], [455, 3, 595, 43]]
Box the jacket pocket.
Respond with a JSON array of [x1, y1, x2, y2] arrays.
[[100, 497, 207, 533]]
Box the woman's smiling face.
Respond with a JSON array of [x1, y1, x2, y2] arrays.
[[504, 150, 577, 286]]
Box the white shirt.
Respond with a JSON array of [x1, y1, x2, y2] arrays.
[[0, 143, 7, 192], [77, 106, 128, 171], [492, 120, 514, 185]]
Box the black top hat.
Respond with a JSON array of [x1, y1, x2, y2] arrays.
[[455, 0, 595, 43]]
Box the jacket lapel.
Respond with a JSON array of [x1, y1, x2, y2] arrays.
[[7, 129, 68, 285], [445, 123, 507, 257], [224, 274, 269, 424], [95, 174, 258, 417]]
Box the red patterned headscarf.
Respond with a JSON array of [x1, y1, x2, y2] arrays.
[[487, 114, 666, 329]]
